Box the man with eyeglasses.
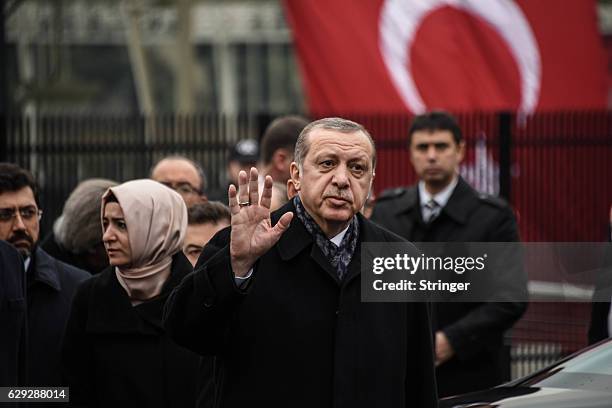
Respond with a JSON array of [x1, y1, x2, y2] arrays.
[[0, 162, 89, 387], [150, 155, 207, 207]]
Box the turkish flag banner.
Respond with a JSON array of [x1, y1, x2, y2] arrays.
[[283, 0, 607, 114]]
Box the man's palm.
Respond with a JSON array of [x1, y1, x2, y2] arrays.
[[229, 168, 293, 277]]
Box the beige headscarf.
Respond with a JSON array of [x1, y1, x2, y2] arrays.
[[101, 179, 187, 303]]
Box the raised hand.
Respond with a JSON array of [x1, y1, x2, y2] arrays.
[[228, 167, 293, 277]]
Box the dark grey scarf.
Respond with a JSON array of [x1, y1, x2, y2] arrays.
[[293, 196, 359, 280]]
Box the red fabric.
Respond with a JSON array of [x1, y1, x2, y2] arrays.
[[283, 0, 607, 113]]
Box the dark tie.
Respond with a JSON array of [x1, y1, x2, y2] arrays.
[[424, 199, 441, 223]]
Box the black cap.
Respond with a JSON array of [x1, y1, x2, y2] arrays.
[[229, 139, 259, 163]]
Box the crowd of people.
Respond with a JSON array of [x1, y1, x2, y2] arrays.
[[0, 112, 610, 407]]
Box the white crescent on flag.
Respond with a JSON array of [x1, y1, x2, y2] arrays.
[[379, 0, 542, 114]]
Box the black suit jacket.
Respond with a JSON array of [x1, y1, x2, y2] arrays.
[[164, 200, 438, 408], [371, 177, 527, 397]]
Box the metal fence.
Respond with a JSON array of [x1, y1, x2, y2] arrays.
[[3, 113, 267, 233], [2, 111, 611, 378]]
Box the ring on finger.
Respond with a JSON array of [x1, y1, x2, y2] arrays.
[[238, 201, 251, 207]]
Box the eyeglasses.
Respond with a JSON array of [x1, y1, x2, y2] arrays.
[[160, 182, 201, 196], [0, 206, 43, 222]]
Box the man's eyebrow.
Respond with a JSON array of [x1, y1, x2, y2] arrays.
[[416, 141, 448, 147]]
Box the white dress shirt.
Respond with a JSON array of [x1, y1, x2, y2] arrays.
[[418, 176, 459, 221]]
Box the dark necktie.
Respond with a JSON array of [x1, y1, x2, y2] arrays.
[[424, 199, 441, 223]]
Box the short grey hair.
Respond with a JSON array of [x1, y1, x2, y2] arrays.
[[294, 117, 377, 171], [53, 178, 118, 254]]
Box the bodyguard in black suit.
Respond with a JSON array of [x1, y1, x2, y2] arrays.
[[165, 118, 438, 408], [371, 111, 526, 398]]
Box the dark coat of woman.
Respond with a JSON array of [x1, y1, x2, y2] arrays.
[[62, 254, 199, 407], [61, 179, 201, 407]]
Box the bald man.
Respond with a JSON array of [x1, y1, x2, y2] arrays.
[[151, 156, 207, 207]]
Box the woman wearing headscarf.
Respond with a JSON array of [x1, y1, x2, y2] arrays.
[[61, 179, 201, 407]]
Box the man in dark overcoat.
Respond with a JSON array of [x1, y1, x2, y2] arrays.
[[371, 111, 527, 398], [165, 118, 438, 408], [0, 163, 89, 386]]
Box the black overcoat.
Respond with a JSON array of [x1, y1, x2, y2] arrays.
[[0, 241, 27, 387], [164, 200, 438, 408], [61, 253, 201, 408], [371, 177, 527, 398], [26, 247, 89, 386]]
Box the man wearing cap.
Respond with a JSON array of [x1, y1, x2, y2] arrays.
[[227, 139, 260, 186], [207, 140, 260, 202]]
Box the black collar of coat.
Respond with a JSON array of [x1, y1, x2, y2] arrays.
[[393, 177, 479, 225], [272, 199, 388, 286], [27, 247, 62, 292], [86, 252, 192, 335]]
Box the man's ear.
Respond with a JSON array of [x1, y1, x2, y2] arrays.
[[457, 141, 466, 163], [408, 142, 416, 167], [290, 162, 301, 191]]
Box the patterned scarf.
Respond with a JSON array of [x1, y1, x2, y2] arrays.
[[293, 196, 360, 281]]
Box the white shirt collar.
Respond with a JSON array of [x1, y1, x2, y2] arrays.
[[24, 256, 31, 272], [330, 224, 350, 247], [418, 176, 459, 208]]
